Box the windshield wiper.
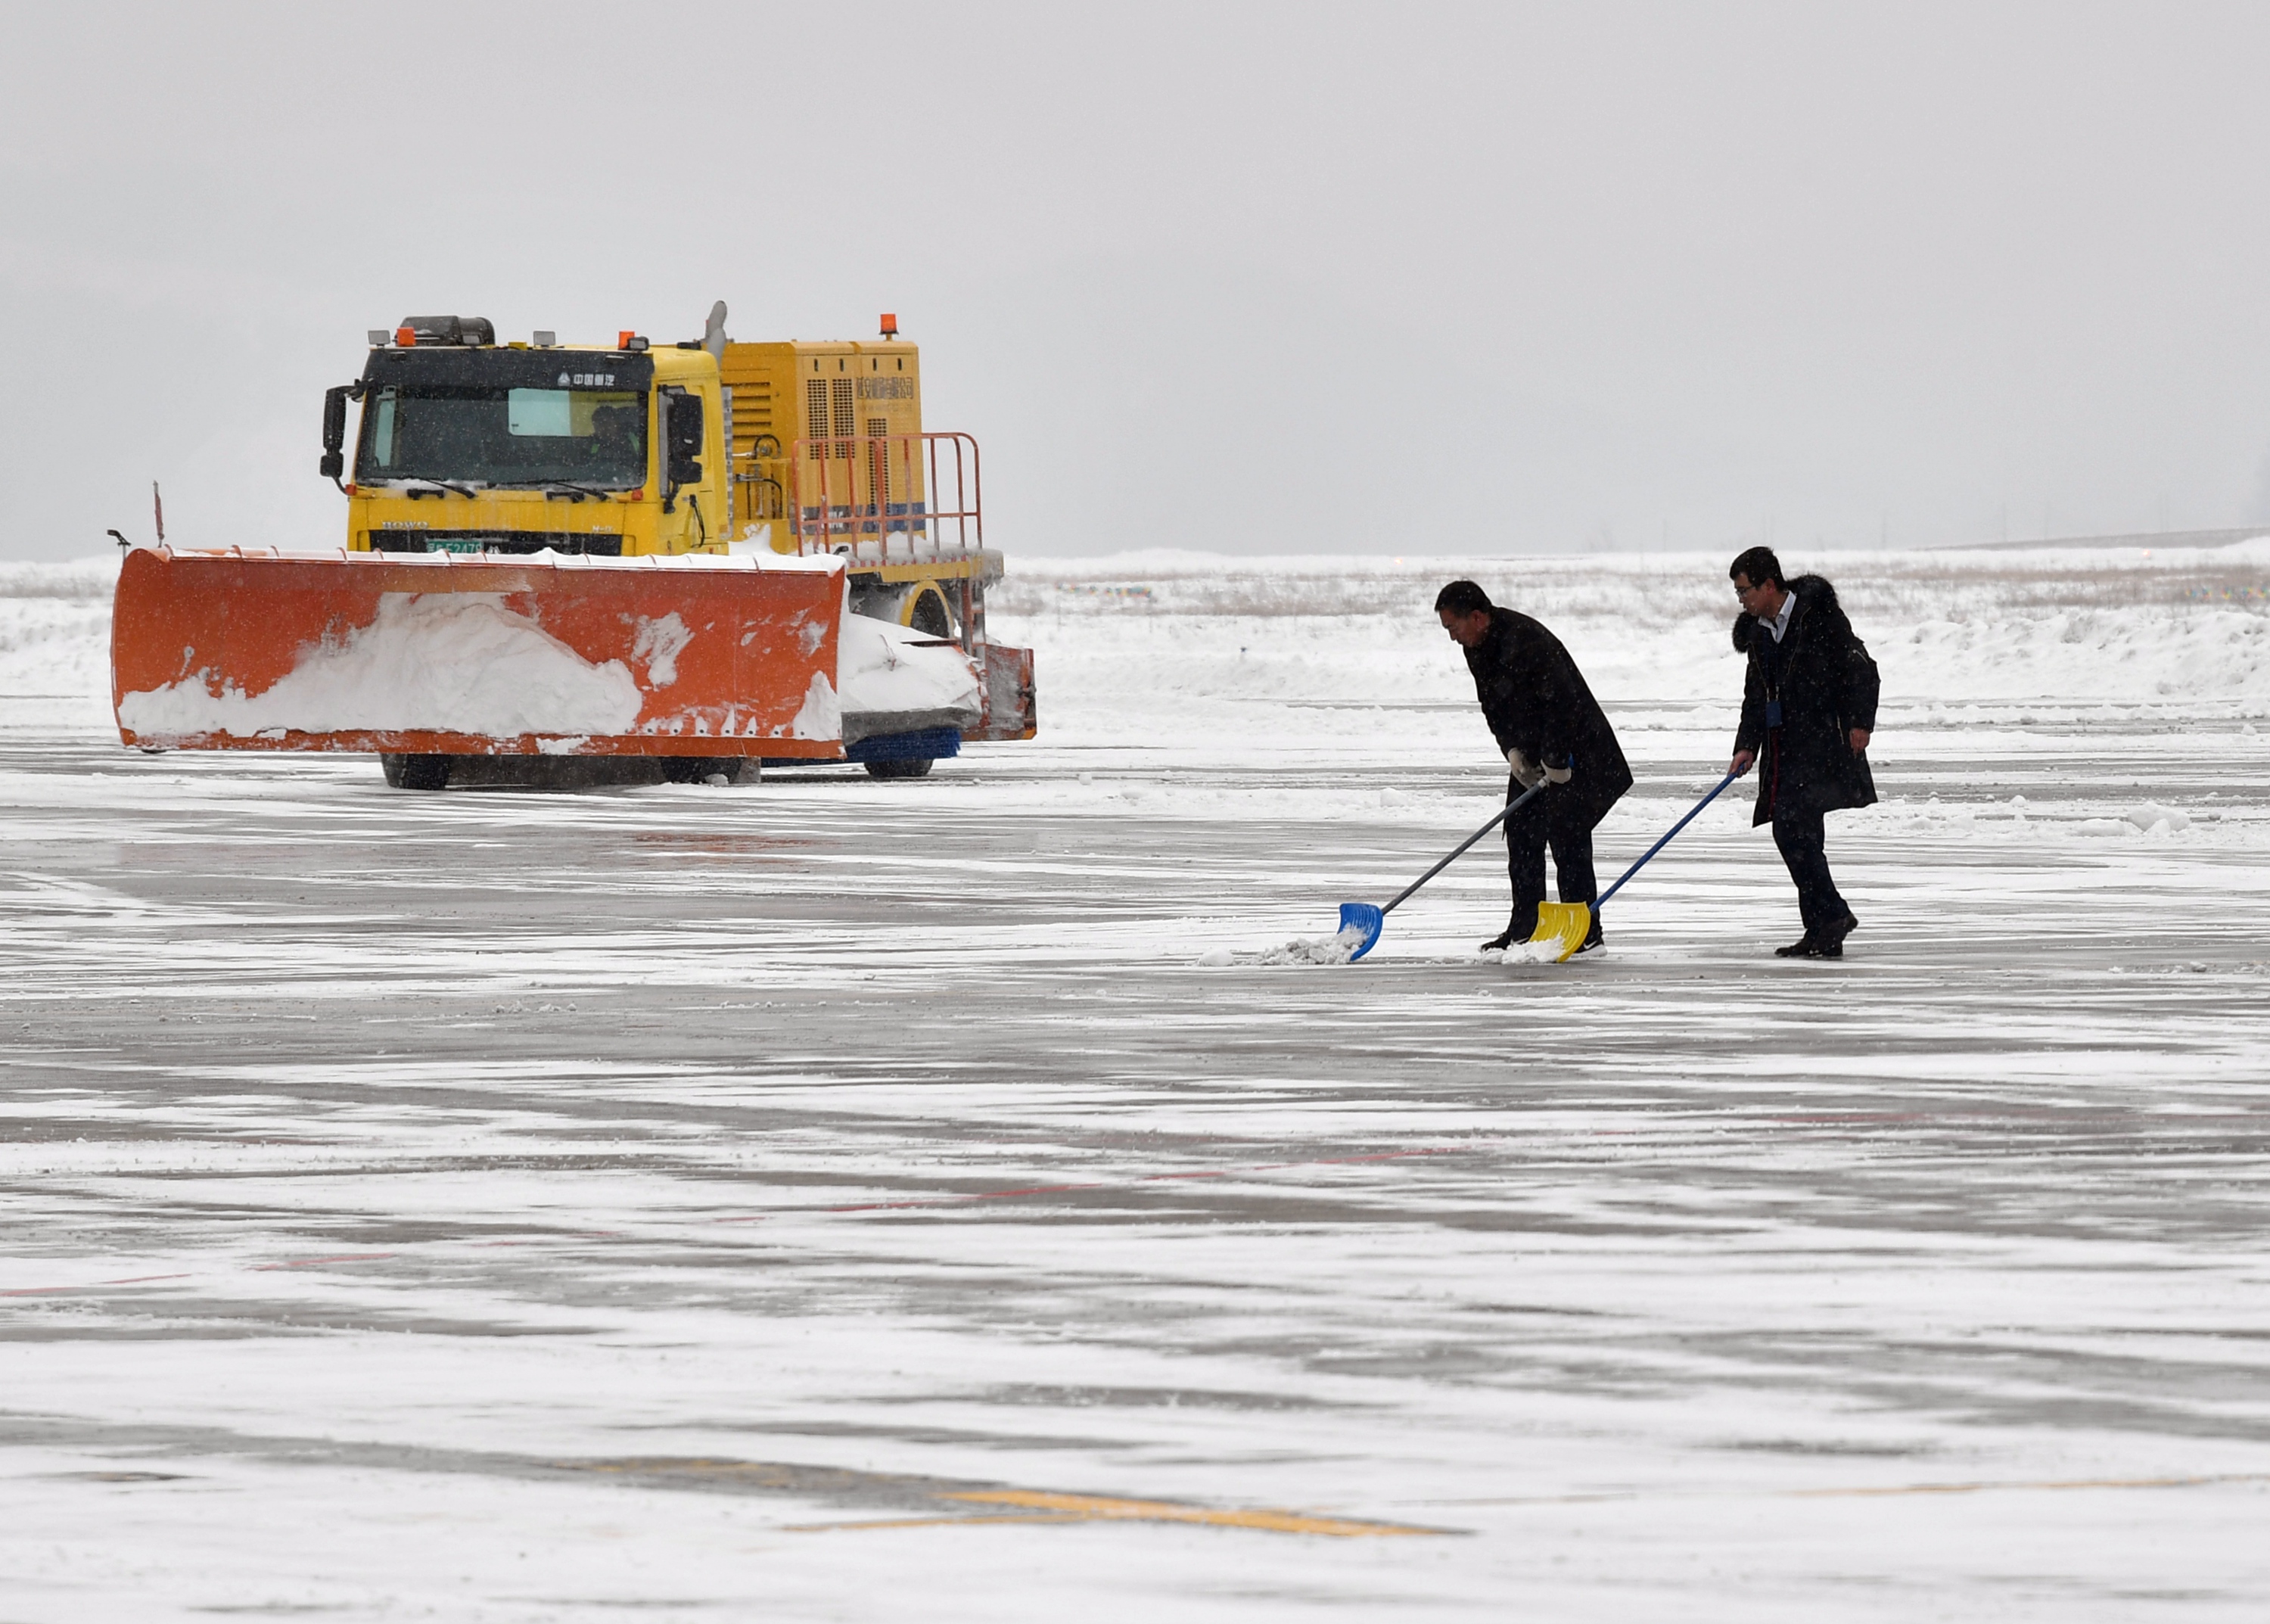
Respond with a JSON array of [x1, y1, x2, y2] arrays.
[[397, 478, 479, 499], [536, 483, 617, 502]]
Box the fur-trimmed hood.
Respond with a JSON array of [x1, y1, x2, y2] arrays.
[[1731, 574, 1839, 652]]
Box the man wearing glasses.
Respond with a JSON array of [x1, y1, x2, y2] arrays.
[[1726, 546, 1880, 959], [1436, 580, 1632, 954]]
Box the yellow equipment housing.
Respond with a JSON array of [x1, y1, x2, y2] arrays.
[[720, 336, 990, 639], [721, 337, 925, 539]]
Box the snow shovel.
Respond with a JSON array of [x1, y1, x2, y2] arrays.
[[1528, 767, 1747, 963], [1339, 779, 1553, 962]]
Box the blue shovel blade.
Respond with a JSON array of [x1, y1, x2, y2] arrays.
[[1338, 903, 1384, 963]]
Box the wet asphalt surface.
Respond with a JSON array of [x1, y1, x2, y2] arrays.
[[2, 702, 2268, 1619]]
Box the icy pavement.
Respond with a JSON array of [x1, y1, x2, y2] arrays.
[[3, 549, 2269, 1619]]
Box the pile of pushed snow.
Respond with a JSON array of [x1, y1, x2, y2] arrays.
[[117, 592, 645, 739], [1495, 936, 1570, 964], [838, 613, 981, 736], [2074, 802, 2197, 838], [1258, 923, 1369, 966]]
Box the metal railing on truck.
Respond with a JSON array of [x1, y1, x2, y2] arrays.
[[787, 431, 983, 561]]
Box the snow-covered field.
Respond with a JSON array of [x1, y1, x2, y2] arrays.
[[4, 544, 2269, 1620]]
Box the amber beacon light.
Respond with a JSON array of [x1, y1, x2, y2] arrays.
[[879, 313, 898, 337]]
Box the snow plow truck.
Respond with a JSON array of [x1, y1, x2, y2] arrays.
[[109, 304, 1036, 788]]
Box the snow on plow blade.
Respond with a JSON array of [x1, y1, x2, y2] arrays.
[[110, 546, 847, 759]]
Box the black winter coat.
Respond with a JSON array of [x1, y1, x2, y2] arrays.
[[1732, 574, 1880, 826], [1464, 608, 1633, 828]]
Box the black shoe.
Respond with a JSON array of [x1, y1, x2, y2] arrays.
[[1573, 916, 1604, 955], [1818, 913, 1858, 949], [1482, 910, 1540, 953], [1774, 934, 1816, 958]]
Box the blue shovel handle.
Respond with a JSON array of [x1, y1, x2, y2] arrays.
[[1592, 766, 1746, 913], [1383, 776, 1553, 916], [1337, 778, 1554, 963]]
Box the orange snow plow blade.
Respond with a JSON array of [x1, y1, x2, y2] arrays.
[[110, 546, 846, 758]]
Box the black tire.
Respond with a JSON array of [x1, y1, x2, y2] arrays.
[[392, 753, 454, 792], [908, 587, 953, 639], [659, 758, 743, 784], [863, 757, 934, 779]]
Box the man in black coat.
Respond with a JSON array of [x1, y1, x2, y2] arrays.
[[1437, 580, 1633, 953], [1725, 546, 1880, 959]]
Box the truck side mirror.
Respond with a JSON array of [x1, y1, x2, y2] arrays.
[[668, 393, 704, 482], [661, 388, 704, 509], [320, 384, 354, 484]]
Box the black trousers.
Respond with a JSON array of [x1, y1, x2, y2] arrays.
[[1504, 778, 1597, 929], [1771, 806, 1851, 934]]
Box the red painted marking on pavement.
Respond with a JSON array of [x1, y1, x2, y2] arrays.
[[251, 1252, 397, 1271], [1768, 1113, 1938, 1125], [829, 1181, 1102, 1213]]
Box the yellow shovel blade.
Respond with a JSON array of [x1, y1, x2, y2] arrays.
[[1529, 902, 1592, 963]]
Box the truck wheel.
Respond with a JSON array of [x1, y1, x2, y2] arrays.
[[907, 585, 953, 639], [863, 757, 933, 779], [660, 757, 742, 784], [388, 753, 454, 792]]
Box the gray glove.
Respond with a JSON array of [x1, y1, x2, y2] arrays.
[[1543, 760, 1572, 786], [1506, 748, 1542, 789]]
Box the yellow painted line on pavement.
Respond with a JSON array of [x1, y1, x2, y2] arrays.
[[1789, 1471, 2270, 1499], [787, 1514, 1097, 1532], [549, 1456, 1451, 1536], [941, 1489, 1442, 1536]]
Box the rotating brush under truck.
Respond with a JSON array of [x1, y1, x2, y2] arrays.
[[108, 304, 1036, 786]]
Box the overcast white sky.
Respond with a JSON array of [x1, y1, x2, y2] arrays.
[[5, 1, 2269, 562]]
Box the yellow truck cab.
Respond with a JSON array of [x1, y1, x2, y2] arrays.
[[329, 316, 728, 561]]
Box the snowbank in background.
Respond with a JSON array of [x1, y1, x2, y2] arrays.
[[0, 555, 116, 698], [1890, 604, 2270, 700], [116, 592, 644, 739], [838, 612, 982, 722], [986, 544, 2270, 746], [10, 545, 2270, 742]]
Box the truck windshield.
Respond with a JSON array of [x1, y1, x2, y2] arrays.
[[357, 385, 648, 487]]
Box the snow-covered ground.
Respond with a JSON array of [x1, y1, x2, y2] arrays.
[[3, 545, 2268, 1620]]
